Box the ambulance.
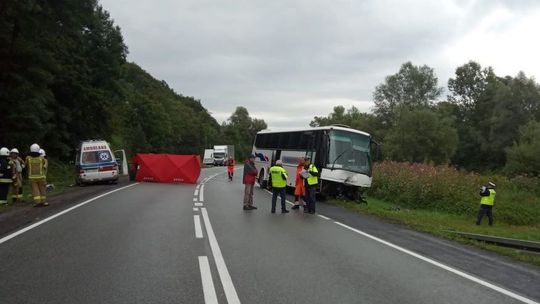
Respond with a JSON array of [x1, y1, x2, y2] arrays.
[[75, 140, 119, 185]]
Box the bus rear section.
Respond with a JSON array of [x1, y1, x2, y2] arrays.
[[76, 140, 119, 185]]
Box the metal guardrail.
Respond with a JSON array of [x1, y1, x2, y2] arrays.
[[445, 231, 540, 252]]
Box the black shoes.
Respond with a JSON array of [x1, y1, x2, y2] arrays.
[[281, 209, 289, 213], [271, 210, 276, 213], [291, 205, 300, 210], [250, 206, 258, 210]]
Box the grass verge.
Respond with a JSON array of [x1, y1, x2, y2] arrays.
[[329, 197, 540, 267]]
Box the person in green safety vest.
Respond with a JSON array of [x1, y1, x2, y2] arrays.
[[269, 160, 289, 214], [476, 181, 496, 226], [303, 157, 319, 214]]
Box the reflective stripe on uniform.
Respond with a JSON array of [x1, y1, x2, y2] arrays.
[[270, 166, 287, 188], [0, 178, 12, 183], [480, 189, 496, 206], [26, 156, 45, 179], [307, 164, 318, 186]]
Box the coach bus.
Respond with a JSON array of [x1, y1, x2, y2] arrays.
[[252, 125, 375, 201]]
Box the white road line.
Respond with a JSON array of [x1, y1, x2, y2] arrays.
[[193, 207, 199, 212], [193, 198, 198, 202], [199, 184, 205, 202], [195, 202, 204, 207], [194, 215, 204, 239], [317, 214, 331, 220], [198, 256, 219, 304], [333, 221, 538, 304], [194, 189, 199, 196], [0, 183, 139, 245], [201, 208, 241, 304]]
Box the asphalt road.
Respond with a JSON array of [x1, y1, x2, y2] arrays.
[[0, 166, 538, 304]]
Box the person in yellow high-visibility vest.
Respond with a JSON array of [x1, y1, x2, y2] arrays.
[[269, 160, 289, 214], [476, 181, 496, 226], [303, 157, 319, 214], [26, 144, 48, 207], [10, 148, 24, 203]]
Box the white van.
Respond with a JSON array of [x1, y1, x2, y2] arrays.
[[202, 149, 214, 166], [75, 140, 119, 185]]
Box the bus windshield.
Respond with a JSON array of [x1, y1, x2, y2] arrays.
[[327, 130, 371, 175]]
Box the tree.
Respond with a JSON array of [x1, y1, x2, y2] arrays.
[[310, 105, 382, 139], [448, 61, 495, 111], [221, 107, 267, 159], [505, 120, 540, 176], [383, 106, 458, 164], [373, 62, 443, 125]]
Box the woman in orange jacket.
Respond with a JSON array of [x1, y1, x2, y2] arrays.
[[291, 158, 306, 210]]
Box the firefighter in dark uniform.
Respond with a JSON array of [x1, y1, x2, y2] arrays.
[[0, 147, 15, 205], [476, 181, 496, 226]]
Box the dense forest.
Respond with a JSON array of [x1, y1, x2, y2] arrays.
[[312, 62, 540, 176], [0, 1, 265, 161]]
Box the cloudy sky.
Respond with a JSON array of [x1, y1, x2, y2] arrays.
[[100, 0, 540, 130]]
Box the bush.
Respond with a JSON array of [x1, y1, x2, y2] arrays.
[[368, 161, 540, 225]]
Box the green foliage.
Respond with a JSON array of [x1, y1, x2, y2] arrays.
[[504, 120, 540, 176], [110, 63, 221, 156], [220, 107, 267, 160], [310, 106, 383, 139], [369, 161, 540, 225], [0, 0, 127, 159], [383, 106, 458, 164], [0, 2, 222, 160], [448, 62, 540, 170], [373, 61, 443, 125]]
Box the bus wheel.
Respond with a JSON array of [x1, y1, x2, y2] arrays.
[[258, 169, 267, 189]]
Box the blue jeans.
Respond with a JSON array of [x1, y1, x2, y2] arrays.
[[271, 187, 286, 211]]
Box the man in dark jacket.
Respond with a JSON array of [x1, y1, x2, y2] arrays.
[[242, 154, 258, 210]]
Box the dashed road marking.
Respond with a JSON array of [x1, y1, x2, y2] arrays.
[[199, 184, 205, 202], [194, 215, 203, 239], [198, 256, 218, 304]]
